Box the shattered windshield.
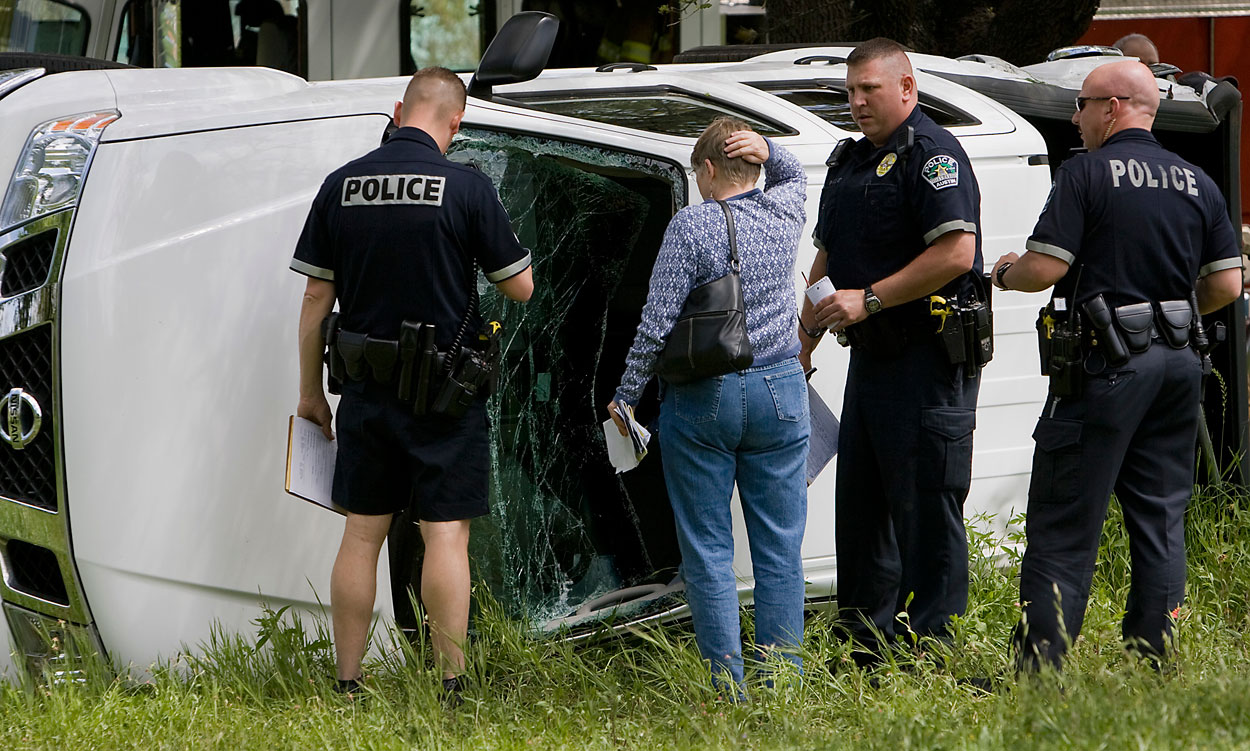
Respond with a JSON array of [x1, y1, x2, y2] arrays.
[[436, 129, 687, 633]]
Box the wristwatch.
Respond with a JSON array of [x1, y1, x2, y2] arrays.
[[863, 286, 883, 315], [995, 261, 1014, 290], [801, 320, 824, 339]]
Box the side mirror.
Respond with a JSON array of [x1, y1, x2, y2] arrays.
[[468, 11, 559, 101]]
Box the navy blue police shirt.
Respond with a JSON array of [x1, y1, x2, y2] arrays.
[[1027, 128, 1241, 310], [814, 106, 982, 314], [290, 127, 531, 349]]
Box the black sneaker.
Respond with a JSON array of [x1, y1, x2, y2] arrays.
[[334, 677, 365, 700], [441, 676, 464, 707]]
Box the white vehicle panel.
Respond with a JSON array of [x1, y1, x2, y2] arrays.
[[60, 115, 392, 666]]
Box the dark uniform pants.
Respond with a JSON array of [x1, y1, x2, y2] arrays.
[[836, 338, 979, 654], [1014, 345, 1201, 670]]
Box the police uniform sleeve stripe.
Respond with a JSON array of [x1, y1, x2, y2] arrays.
[[1199, 256, 1245, 277], [290, 258, 335, 281], [1025, 239, 1076, 265], [484, 251, 532, 283], [923, 220, 977, 246]]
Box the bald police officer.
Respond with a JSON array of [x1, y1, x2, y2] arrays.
[[293, 67, 534, 696], [992, 60, 1243, 670], [799, 38, 986, 666]]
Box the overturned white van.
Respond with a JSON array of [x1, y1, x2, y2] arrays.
[[0, 15, 1243, 678]]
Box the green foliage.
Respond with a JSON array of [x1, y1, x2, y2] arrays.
[[2, 484, 1250, 749]]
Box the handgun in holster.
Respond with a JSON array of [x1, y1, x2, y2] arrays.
[[478, 320, 503, 395], [431, 348, 485, 419], [1037, 299, 1083, 398], [321, 312, 344, 394], [430, 321, 504, 419]]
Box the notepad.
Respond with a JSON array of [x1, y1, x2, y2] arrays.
[[285, 415, 342, 514]]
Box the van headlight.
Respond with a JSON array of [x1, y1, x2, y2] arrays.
[[0, 111, 119, 233]]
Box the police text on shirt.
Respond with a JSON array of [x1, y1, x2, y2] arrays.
[[1108, 159, 1198, 196], [341, 174, 446, 206]]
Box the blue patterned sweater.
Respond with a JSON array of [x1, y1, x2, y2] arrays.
[[614, 141, 806, 406]]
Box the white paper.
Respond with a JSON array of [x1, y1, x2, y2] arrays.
[[603, 403, 651, 473], [805, 276, 835, 305], [806, 385, 840, 486], [285, 416, 340, 512]]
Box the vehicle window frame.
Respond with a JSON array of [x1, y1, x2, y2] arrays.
[[1, 0, 91, 56], [503, 85, 799, 139], [399, 0, 495, 76], [749, 79, 983, 130]]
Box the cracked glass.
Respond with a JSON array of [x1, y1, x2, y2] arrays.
[[432, 129, 688, 633]]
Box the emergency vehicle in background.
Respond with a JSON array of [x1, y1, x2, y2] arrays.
[[0, 12, 1242, 679]]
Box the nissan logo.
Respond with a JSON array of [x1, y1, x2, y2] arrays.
[[3, 387, 42, 450]]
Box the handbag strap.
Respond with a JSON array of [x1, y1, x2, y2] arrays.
[[714, 199, 740, 274]]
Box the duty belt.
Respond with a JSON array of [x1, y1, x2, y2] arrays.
[[321, 314, 502, 419]]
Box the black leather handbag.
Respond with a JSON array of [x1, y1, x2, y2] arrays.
[[655, 199, 754, 384]]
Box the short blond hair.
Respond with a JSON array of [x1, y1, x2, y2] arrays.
[[690, 117, 761, 184], [401, 66, 467, 121]]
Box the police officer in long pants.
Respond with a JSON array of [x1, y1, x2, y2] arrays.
[[991, 60, 1243, 670], [799, 38, 988, 666], [293, 67, 534, 696]]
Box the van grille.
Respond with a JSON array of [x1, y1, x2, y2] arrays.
[[4, 540, 68, 606], [0, 325, 57, 511], [1, 229, 57, 298]]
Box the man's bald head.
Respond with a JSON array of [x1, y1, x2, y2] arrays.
[[1086, 60, 1160, 120], [393, 67, 468, 154], [1113, 33, 1159, 66], [1073, 60, 1160, 149]]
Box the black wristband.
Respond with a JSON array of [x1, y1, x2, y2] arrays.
[[995, 261, 1014, 290], [801, 321, 824, 339]]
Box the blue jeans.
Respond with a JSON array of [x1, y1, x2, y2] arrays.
[[658, 357, 810, 685]]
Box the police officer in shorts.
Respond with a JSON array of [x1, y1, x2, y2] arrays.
[[292, 67, 534, 695], [991, 60, 1243, 670], [799, 38, 990, 666]]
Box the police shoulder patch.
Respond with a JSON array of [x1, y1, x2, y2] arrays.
[[922, 154, 959, 190]]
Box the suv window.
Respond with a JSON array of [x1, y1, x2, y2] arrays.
[[509, 88, 794, 138], [0, 0, 88, 56], [751, 82, 981, 130]]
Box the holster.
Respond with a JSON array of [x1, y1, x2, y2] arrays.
[[1037, 301, 1083, 398], [1113, 301, 1155, 354], [363, 337, 399, 384], [321, 313, 344, 395], [336, 331, 369, 382], [1157, 299, 1193, 349], [1083, 294, 1130, 367]]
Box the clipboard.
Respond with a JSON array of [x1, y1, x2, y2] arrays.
[[285, 415, 345, 515]]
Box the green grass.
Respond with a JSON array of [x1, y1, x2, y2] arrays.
[[3, 484, 1250, 750]]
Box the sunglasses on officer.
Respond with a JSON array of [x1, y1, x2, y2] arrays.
[[1075, 95, 1132, 112]]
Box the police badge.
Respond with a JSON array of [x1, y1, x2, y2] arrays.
[[876, 153, 897, 177]]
